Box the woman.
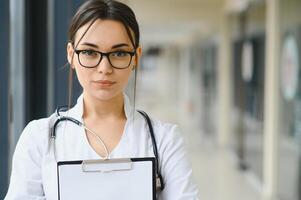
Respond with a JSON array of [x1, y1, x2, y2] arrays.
[[5, 0, 199, 199]]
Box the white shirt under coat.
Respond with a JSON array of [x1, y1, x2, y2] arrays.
[[5, 94, 199, 200]]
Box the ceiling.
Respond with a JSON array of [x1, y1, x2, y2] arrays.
[[122, 0, 227, 46]]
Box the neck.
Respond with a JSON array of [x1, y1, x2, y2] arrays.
[[82, 92, 125, 120]]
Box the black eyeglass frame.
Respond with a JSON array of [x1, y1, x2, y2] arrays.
[[74, 49, 136, 69]]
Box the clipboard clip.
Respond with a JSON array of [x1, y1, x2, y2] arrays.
[[81, 158, 132, 173]]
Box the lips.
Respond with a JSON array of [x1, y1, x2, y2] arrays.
[[93, 80, 116, 88], [95, 80, 115, 84]]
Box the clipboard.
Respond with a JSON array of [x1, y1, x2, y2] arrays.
[[57, 157, 156, 200]]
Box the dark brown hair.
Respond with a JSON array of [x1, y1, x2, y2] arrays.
[[67, 0, 140, 107]]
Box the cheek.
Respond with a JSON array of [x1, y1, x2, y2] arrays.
[[74, 67, 91, 88], [73, 57, 92, 88], [118, 69, 133, 86]]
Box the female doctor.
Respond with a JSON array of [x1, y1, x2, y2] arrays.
[[5, 0, 199, 199]]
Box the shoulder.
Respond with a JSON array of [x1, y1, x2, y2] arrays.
[[22, 113, 56, 138], [135, 111, 180, 137], [136, 111, 184, 153], [16, 113, 57, 153], [151, 119, 184, 153], [151, 118, 180, 140]]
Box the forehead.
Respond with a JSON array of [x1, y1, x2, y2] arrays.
[[74, 19, 133, 49]]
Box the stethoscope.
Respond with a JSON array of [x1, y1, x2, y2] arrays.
[[50, 106, 164, 191]]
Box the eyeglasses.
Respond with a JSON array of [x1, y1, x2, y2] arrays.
[[74, 49, 136, 69]]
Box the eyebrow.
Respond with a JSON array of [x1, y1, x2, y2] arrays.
[[80, 42, 130, 49], [81, 42, 99, 48], [111, 43, 130, 49]]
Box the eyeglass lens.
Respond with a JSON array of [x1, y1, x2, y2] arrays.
[[78, 50, 133, 69]]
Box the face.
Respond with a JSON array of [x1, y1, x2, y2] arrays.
[[67, 19, 142, 102]]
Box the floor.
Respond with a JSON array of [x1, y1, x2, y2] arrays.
[[184, 128, 263, 200]]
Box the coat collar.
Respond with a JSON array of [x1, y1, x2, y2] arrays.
[[68, 93, 134, 121]]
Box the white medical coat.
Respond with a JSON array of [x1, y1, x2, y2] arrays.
[[5, 94, 199, 200]]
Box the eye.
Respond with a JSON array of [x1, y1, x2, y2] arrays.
[[111, 51, 129, 57], [80, 50, 98, 57]]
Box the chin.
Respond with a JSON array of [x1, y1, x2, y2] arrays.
[[90, 90, 123, 102]]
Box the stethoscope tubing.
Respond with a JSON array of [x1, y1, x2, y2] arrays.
[[51, 106, 164, 191]]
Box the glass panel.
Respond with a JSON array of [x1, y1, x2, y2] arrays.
[[278, 1, 301, 199]]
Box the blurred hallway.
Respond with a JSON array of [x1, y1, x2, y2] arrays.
[[136, 72, 263, 200], [188, 131, 262, 200], [189, 130, 301, 200]]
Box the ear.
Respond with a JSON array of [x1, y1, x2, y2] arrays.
[[67, 42, 75, 68], [133, 46, 142, 70]]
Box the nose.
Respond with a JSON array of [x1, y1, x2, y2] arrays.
[[96, 55, 113, 74]]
